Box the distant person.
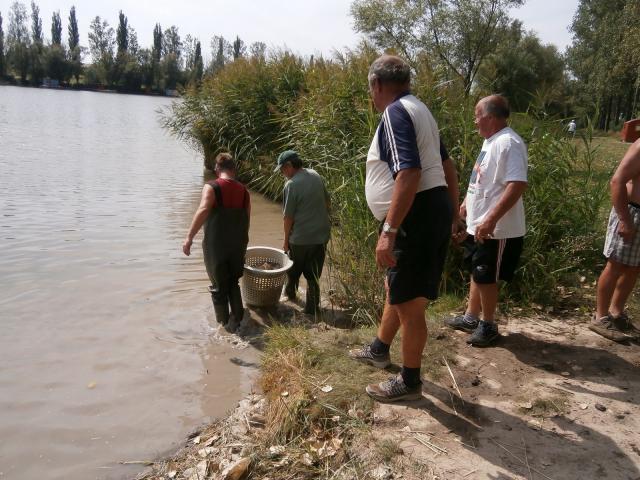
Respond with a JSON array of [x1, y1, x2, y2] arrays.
[[445, 95, 528, 347], [349, 54, 452, 402], [592, 139, 640, 342], [183, 153, 250, 333], [568, 119, 577, 137], [275, 150, 331, 315]]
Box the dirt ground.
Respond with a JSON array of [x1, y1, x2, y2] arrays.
[[371, 315, 640, 480]]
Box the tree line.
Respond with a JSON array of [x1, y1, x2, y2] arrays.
[[1, 0, 638, 129], [0, 1, 266, 93], [350, 0, 640, 130]]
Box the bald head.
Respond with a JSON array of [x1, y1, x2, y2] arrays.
[[474, 95, 510, 139], [368, 55, 411, 89], [479, 95, 510, 119]]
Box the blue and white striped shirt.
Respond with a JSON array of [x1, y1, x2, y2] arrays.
[[365, 93, 446, 221]]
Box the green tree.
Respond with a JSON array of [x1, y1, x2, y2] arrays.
[[0, 12, 6, 77], [567, 0, 638, 129], [209, 35, 230, 74], [28, 0, 44, 84], [116, 10, 128, 55], [29, 1, 41, 43], [478, 21, 566, 113], [351, 0, 524, 94], [249, 41, 267, 60], [192, 40, 203, 83], [161, 52, 179, 90], [67, 5, 81, 83], [45, 43, 66, 82], [47, 9, 65, 82], [88, 15, 114, 85], [50, 10, 62, 45], [162, 25, 182, 59], [128, 25, 138, 56], [152, 23, 162, 62], [137, 47, 154, 89], [7, 1, 30, 83], [232, 35, 245, 60], [152, 23, 162, 90]]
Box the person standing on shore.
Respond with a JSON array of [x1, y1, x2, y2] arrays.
[[275, 150, 331, 316], [183, 153, 250, 333], [445, 95, 528, 347], [349, 54, 452, 402], [592, 139, 640, 342]]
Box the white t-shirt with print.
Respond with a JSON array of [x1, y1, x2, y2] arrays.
[[465, 127, 528, 239]]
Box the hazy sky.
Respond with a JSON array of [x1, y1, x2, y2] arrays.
[[3, 0, 580, 59]]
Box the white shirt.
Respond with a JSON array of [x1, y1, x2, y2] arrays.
[[365, 94, 446, 221], [465, 127, 528, 238]]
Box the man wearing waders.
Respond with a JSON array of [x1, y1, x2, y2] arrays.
[[183, 153, 251, 333]]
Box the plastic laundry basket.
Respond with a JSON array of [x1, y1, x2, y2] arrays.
[[241, 246, 293, 307]]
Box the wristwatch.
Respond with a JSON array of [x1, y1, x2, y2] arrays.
[[382, 222, 398, 234]]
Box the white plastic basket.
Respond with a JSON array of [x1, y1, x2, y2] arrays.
[[241, 246, 293, 307]]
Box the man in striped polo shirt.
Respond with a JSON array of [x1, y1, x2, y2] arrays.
[[350, 55, 453, 402]]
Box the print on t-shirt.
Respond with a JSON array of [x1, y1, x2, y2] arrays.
[[468, 151, 486, 194]]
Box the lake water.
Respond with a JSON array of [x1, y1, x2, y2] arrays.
[[0, 86, 282, 479]]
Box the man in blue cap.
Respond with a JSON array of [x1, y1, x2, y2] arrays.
[[275, 150, 331, 315]]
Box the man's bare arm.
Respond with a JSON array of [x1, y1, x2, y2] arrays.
[[611, 139, 640, 242], [475, 181, 527, 242], [376, 168, 421, 267], [183, 185, 215, 255], [283, 215, 294, 253]]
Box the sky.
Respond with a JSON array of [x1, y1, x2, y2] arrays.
[[2, 0, 581, 60]]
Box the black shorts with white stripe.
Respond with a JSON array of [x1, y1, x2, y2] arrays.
[[463, 235, 524, 284]]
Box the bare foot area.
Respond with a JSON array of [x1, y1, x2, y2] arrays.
[[369, 315, 640, 479]]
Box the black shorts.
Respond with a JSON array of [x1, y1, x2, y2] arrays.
[[386, 186, 452, 304], [463, 236, 524, 284]]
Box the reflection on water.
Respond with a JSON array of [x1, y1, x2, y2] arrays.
[[0, 86, 279, 479]]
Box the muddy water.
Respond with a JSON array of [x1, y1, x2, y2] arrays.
[[0, 86, 282, 479]]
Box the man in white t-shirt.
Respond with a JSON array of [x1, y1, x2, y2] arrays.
[[348, 55, 453, 402], [446, 95, 528, 347]]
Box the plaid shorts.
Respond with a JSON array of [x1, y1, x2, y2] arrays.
[[603, 204, 640, 266]]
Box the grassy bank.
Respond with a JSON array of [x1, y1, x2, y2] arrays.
[[137, 299, 460, 480]]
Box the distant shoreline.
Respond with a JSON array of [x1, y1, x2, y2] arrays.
[[0, 80, 179, 98]]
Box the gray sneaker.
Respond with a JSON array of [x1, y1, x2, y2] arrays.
[[445, 314, 479, 333], [611, 312, 638, 335], [348, 344, 391, 369], [366, 374, 422, 402], [467, 320, 500, 347], [589, 315, 628, 343]]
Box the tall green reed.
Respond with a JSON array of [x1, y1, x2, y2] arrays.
[[163, 47, 612, 318]]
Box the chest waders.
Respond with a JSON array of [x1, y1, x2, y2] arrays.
[[202, 181, 249, 332]]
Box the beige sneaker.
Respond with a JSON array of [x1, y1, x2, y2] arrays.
[[588, 315, 628, 343], [366, 374, 422, 402]]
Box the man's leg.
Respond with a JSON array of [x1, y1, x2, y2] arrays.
[[468, 279, 482, 317], [302, 244, 326, 314], [596, 260, 622, 319], [349, 280, 399, 368], [365, 297, 427, 402], [378, 299, 401, 344], [609, 264, 640, 317], [397, 297, 429, 368], [285, 244, 304, 300], [475, 281, 498, 322]]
